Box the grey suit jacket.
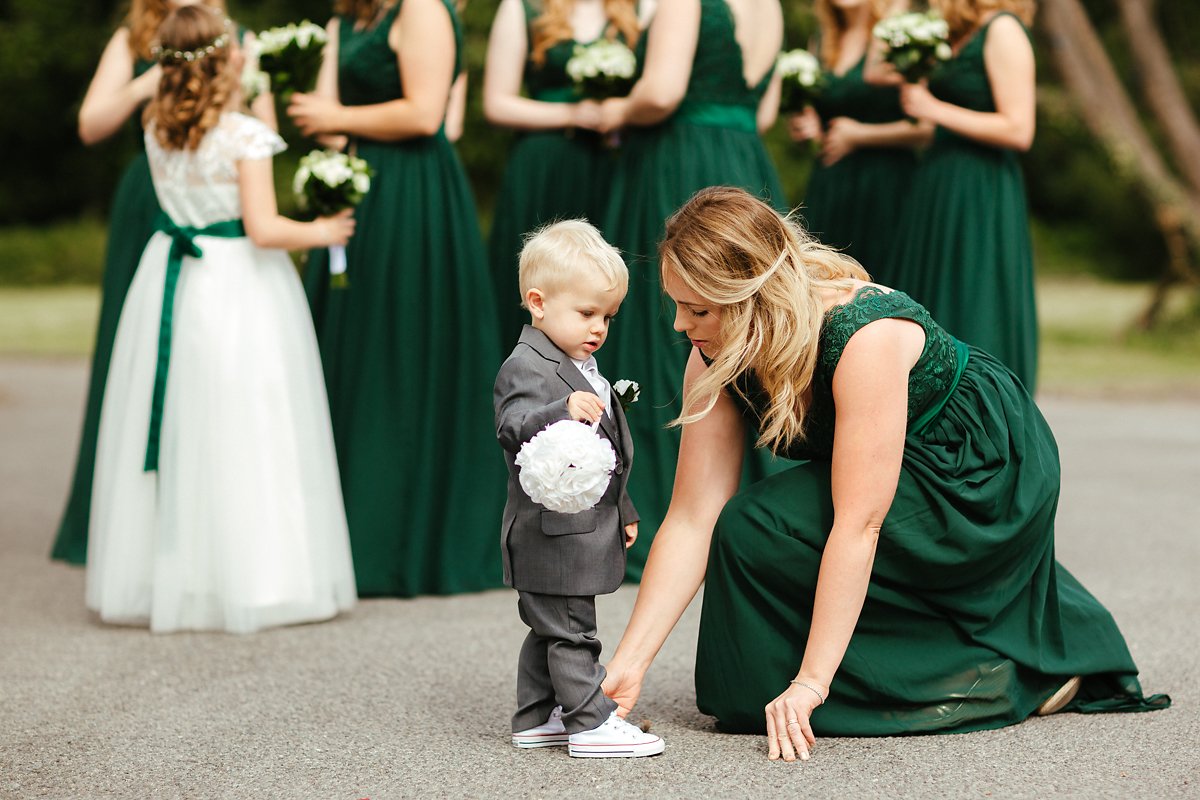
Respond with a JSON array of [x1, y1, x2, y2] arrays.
[[494, 325, 638, 596]]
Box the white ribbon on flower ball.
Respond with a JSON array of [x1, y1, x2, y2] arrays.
[[515, 419, 616, 513]]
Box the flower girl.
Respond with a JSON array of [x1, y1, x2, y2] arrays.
[[87, 4, 358, 634]]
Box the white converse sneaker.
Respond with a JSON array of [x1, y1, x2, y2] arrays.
[[512, 706, 568, 748], [568, 712, 665, 758]]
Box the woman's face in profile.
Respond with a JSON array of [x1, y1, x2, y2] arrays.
[[663, 267, 723, 355]]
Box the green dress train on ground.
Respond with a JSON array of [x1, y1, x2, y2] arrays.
[[304, 1, 506, 596], [695, 287, 1169, 735], [487, 2, 625, 343], [802, 56, 915, 285], [887, 12, 1038, 390], [602, 0, 786, 578], [52, 57, 161, 565]]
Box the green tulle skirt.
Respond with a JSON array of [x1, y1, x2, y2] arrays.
[[305, 134, 506, 597], [695, 349, 1169, 735], [52, 152, 161, 565], [602, 118, 790, 580], [488, 129, 619, 343], [801, 148, 916, 287], [888, 138, 1038, 391]]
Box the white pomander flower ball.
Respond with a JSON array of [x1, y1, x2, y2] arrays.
[[515, 420, 617, 513]]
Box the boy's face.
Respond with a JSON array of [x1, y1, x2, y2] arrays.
[[528, 269, 625, 361]]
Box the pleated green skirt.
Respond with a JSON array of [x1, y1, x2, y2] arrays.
[[305, 134, 506, 597], [801, 148, 916, 287], [52, 152, 161, 564], [602, 118, 789, 579], [696, 348, 1169, 735], [888, 138, 1038, 391], [489, 129, 618, 343]]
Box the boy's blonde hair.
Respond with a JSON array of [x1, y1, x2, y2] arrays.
[[518, 220, 628, 308]]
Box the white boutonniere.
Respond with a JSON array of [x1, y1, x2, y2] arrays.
[[613, 379, 640, 412]]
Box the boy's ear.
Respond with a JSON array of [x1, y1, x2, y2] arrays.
[[526, 288, 546, 320]]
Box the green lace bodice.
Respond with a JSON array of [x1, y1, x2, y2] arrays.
[[728, 288, 963, 461], [633, 0, 773, 114], [337, 0, 463, 107], [928, 11, 1029, 149], [812, 56, 904, 126], [521, 0, 630, 102]]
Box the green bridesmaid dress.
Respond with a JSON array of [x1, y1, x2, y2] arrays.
[[695, 287, 1169, 735], [888, 12, 1038, 390], [802, 56, 915, 285], [488, 1, 624, 343], [304, 1, 506, 596], [52, 57, 162, 565], [603, 0, 786, 578]]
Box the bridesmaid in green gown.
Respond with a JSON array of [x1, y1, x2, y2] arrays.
[[54, 0, 234, 564], [601, 188, 1169, 760], [483, 0, 641, 343], [597, 0, 786, 578], [788, 0, 927, 285], [887, 0, 1039, 390], [289, 0, 507, 596]]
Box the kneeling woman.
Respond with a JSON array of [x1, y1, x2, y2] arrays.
[[600, 187, 1169, 760]]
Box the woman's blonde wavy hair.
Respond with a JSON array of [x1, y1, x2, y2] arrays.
[[530, 0, 640, 67], [143, 5, 237, 151], [931, 0, 1035, 41], [813, 0, 892, 70], [660, 187, 870, 452], [126, 0, 225, 60]]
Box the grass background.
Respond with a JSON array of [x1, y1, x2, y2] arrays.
[[3, 277, 1197, 399]]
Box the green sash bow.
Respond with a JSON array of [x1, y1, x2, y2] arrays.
[[144, 214, 246, 472]]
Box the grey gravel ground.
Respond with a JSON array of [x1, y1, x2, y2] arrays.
[[0, 356, 1196, 800]]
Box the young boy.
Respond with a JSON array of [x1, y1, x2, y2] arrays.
[[493, 220, 664, 758]]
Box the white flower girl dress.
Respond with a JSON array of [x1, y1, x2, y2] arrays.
[[87, 112, 357, 633]]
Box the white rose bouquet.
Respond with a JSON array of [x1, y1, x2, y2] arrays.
[[776, 49, 826, 114], [293, 150, 373, 289], [872, 10, 953, 84], [565, 39, 637, 101], [255, 21, 328, 103], [515, 420, 617, 514]]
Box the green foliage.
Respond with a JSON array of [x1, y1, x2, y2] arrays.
[[2, 0, 1199, 285], [0, 217, 108, 285]]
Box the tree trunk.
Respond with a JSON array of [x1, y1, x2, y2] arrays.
[[1114, 0, 1200, 197], [1040, 0, 1200, 326]]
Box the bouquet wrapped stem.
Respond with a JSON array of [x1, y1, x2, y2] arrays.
[[776, 50, 825, 158], [293, 150, 373, 289]]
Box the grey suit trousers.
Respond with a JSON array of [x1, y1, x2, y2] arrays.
[[513, 592, 617, 734]]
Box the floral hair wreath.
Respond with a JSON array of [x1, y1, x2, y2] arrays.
[[151, 20, 234, 64]]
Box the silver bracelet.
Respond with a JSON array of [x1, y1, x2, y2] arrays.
[[790, 680, 826, 705]]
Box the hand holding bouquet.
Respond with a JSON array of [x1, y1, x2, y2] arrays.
[[776, 49, 825, 114], [294, 150, 373, 289], [872, 10, 953, 84], [565, 39, 637, 101], [255, 21, 328, 103]]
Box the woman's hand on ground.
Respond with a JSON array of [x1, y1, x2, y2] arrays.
[[764, 682, 824, 762]]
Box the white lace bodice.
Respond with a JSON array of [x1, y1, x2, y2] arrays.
[[145, 112, 286, 228]]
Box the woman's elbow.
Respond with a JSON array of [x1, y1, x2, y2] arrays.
[[412, 107, 444, 137], [640, 86, 685, 119], [78, 115, 106, 146]]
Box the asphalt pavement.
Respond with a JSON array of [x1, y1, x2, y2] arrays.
[[0, 357, 1194, 799]]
